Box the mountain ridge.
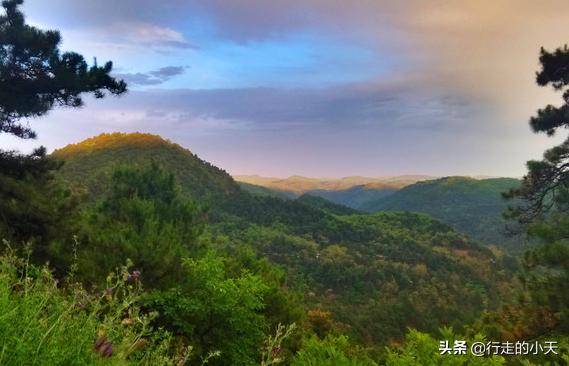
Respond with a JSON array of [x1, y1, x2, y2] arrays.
[[362, 176, 525, 252], [52, 132, 240, 198], [234, 174, 437, 194]]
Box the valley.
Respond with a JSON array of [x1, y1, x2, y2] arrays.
[[236, 173, 525, 253]]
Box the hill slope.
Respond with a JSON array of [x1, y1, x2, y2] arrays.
[[238, 181, 296, 199], [295, 194, 360, 215], [52, 133, 239, 198], [307, 185, 397, 210], [362, 176, 525, 252], [235, 175, 435, 195]]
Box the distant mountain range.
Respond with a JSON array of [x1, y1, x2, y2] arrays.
[[235, 174, 437, 194], [235, 174, 527, 253]]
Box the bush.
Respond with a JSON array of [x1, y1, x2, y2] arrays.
[[291, 335, 376, 366], [0, 245, 185, 365], [384, 328, 504, 366], [145, 252, 269, 366]]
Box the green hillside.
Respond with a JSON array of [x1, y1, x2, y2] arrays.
[[260, 176, 526, 254], [50, 133, 516, 347], [307, 185, 397, 210], [52, 132, 239, 199], [238, 181, 296, 200], [295, 193, 359, 215], [362, 176, 525, 252], [215, 210, 515, 344]]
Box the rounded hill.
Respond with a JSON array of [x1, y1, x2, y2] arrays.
[[52, 132, 239, 198]]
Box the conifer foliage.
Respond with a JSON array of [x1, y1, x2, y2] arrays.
[[0, 0, 127, 247], [0, 0, 126, 139], [508, 46, 569, 222]]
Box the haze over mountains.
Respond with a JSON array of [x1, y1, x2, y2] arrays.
[[235, 175, 438, 212], [235, 174, 508, 196], [235, 174, 437, 194]]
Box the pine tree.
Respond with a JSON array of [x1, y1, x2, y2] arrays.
[[0, 0, 126, 250], [507, 45, 569, 335], [0, 0, 126, 139], [507, 45, 569, 222]]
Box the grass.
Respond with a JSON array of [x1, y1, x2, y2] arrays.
[[0, 243, 185, 365]]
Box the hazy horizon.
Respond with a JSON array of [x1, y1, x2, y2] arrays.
[[233, 173, 515, 180], [1, 0, 568, 178]]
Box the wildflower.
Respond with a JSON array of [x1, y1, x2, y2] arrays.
[[104, 287, 113, 300], [94, 337, 113, 358], [127, 270, 141, 282], [271, 346, 281, 357]]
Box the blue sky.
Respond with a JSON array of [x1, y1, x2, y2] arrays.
[[1, 0, 569, 177]]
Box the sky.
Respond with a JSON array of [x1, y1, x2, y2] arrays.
[[1, 0, 569, 178]]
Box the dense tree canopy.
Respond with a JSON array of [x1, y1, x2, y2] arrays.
[[0, 147, 74, 253], [77, 164, 206, 287]]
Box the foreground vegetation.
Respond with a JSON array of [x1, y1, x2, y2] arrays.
[[0, 246, 537, 365], [0, 247, 182, 365]]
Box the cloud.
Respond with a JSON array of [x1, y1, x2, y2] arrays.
[[115, 66, 187, 86], [25, 1, 569, 106], [73, 21, 195, 52], [113, 22, 194, 49], [79, 81, 480, 135], [150, 66, 188, 78]]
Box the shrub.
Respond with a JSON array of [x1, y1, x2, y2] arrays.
[[0, 245, 185, 365]]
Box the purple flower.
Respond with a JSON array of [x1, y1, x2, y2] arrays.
[[127, 270, 141, 282], [94, 337, 113, 358], [102, 343, 113, 357]]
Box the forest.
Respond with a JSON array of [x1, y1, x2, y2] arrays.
[[1, 1, 569, 365]]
